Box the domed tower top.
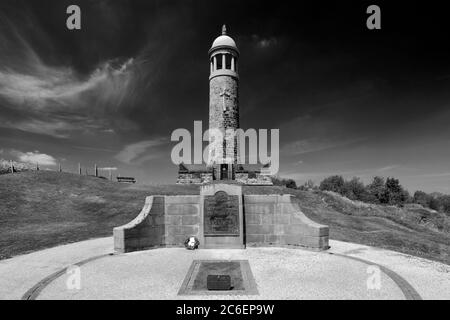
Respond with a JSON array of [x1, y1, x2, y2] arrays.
[[209, 25, 239, 80], [209, 25, 239, 54]]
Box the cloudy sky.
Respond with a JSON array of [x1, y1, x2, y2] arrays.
[[0, 0, 449, 193]]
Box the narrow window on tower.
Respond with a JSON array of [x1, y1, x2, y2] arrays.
[[216, 54, 223, 69], [225, 54, 232, 69]]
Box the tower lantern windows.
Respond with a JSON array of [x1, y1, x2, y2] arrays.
[[212, 53, 236, 71], [216, 54, 223, 70], [225, 54, 232, 69]]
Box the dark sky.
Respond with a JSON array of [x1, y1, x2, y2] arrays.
[[1, 0, 449, 192]]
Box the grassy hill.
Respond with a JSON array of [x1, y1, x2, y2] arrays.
[[0, 171, 449, 264]]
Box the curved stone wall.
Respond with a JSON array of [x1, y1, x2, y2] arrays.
[[244, 194, 329, 249], [114, 192, 329, 253]]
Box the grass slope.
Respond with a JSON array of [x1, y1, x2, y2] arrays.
[[0, 171, 449, 264], [0, 172, 197, 259]]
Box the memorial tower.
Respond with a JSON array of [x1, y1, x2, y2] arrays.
[[208, 25, 239, 180]]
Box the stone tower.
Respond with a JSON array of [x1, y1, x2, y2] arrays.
[[208, 25, 239, 180]]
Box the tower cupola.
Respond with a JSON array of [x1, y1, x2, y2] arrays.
[[209, 25, 239, 80]]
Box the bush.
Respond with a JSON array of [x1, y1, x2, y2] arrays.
[[271, 176, 297, 189], [439, 195, 450, 215], [319, 175, 345, 193], [385, 177, 410, 205], [413, 191, 432, 207], [411, 191, 450, 214], [367, 176, 386, 204], [429, 197, 442, 211], [285, 179, 297, 189], [342, 177, 369, 201], [317, 174, 450, 211], [298, 179, 317, 191]]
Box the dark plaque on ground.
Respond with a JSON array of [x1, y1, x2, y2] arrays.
[[178, 260, 258, 295], [206, 275, 232, 290], [204, 191, 239, 236], [194, 261, 243, 291]]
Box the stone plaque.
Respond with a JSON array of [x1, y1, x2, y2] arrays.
[[204, 191, 239, 236], [206, 275, 232, 291]]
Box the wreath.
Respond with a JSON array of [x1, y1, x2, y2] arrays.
[[184, 236, 200, 250]]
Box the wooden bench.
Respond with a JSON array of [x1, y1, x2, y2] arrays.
[[117, 177, 136, 183]]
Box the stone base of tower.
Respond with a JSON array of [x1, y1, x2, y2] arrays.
[[113, 185, 329, 253], [235, 172, 273, 185], [176, 163, 273, 185]]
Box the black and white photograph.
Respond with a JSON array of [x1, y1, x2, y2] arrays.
[[0, 0, 449, 307]]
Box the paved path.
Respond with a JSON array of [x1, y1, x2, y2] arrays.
[[0, 237, 448, 299], [0, 237, 112, 300]]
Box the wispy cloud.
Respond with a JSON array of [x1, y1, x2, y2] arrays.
[[0, 57, 135, 111], [0, 15, 138, 138], [406, 172, 450, 179], [0, 115, 113, 139], [73, 146, 118, 153], [252, 35, 278, 48], [281, 137, 366, 156], [6, 58, 132, 103], [115, 138, 168, 164], [1, 119, 74, 138], [376, 165, 399, 172]]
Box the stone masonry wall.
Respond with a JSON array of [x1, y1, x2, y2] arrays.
[[177, 173, 213, 184], [113, 196, 165, 253], [114, 193, 329, 253], [114, 195, 201, 253], [244, 194, 329, 250], [235, 173, 273, 185], [177, 172, 272, 185], [164, 196, 201, 246]]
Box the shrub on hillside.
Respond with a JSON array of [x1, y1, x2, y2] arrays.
[[271, 176, 297, 189], [415, 192, 450, 215], [285, 179, 297, 189], [319, 175, 412, 206], [384, 177, 410, 205], [413, 191, 432, 207], [429, 197, 442, 211], [298, 179, 317, 191], [342, 177, 371, 202], [318, 174, 449, 212], [319, 175, 345, 193], [440, 196, 450, 215], [367, 176, 386, 204]]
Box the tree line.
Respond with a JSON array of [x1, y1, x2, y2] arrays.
[[272, 175, 450, 214]]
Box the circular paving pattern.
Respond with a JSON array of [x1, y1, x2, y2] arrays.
[[24, 247, 420, 300]]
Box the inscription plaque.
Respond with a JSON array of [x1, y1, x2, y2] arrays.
[[204, 191, 239, 236]]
